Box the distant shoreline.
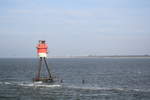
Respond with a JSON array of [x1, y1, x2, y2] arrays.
[[0, 55, 150, 59], [49, 55, 150, 58]]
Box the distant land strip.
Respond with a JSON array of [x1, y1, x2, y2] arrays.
[[0, 55, 150, 59], [50, 55, 150, 58]]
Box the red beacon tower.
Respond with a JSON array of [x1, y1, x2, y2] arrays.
[[34, 40, 53, 82], [37, 40, 48, 58]]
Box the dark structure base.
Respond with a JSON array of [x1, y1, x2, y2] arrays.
[[33, 77, 53, 83]]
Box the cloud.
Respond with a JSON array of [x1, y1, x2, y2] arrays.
[[8, 9, 33, 14]]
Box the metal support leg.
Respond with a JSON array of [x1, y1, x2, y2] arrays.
[[36, 57, 42, 80], [43, 57, 52, 78]]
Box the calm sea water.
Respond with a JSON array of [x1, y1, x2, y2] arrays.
[[0, 58, 150, 100]]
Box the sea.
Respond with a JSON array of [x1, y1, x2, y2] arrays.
[[0, 58, 150, 100]]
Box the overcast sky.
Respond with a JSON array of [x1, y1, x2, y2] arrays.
[[0, 0, 150, 57]]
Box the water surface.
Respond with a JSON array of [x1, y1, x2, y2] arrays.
[[0, 58, 150, 100]]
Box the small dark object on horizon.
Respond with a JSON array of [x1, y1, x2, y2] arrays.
[[82, 80, 85, 84], [60, 79, 63, 83]]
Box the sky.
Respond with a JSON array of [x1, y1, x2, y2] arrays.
[[0, 0, 150, 58]]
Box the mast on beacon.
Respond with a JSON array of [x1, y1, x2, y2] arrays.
[[33, 40, 53, 82]]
